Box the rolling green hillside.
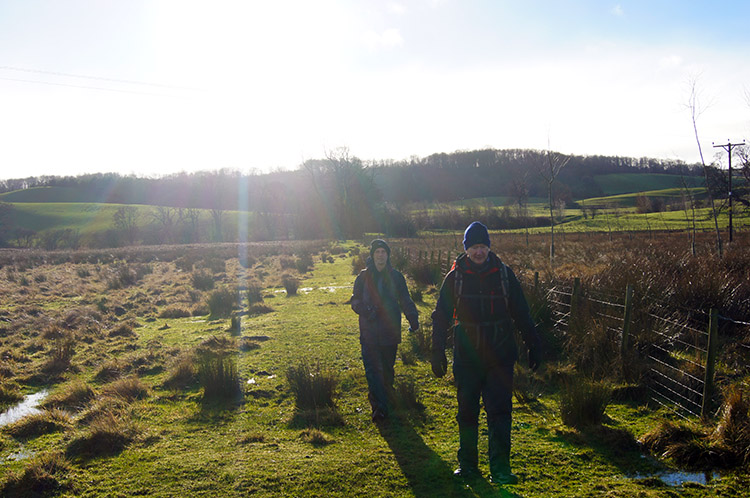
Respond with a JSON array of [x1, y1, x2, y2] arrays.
[[593, 173, 704, 196], [0, 186, 99, 203]]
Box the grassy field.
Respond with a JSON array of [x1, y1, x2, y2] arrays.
[[1, 240, 748, 497]]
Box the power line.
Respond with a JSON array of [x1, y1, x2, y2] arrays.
[[0, 75, 183, 98], [0, 65, 201, 91]]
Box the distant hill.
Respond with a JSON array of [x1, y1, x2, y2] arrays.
[[593, 173, 704, 196]]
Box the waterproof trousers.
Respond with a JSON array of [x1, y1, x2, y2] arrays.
[[361, 342, 398, 416], [453, 362, 514, 475]]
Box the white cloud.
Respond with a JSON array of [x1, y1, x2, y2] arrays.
[[386, 2, 406, 15], [611, 4, 624, 16], [362, 28, 404, 51]]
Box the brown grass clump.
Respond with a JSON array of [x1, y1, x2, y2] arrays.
[[0, 451, 72, 497], [163, 352, 198, 390], [711, 384, 750, 467], [207, 287, 237, 318], [66, 410, 139, 459], [109, 322, 136, 338], [196, 336, 241, 401], [103, 376, 149, 402], [281, 274, 299, 296], [300, 428, 334, 446], [94, 358, 124, 382], [4, 409, 73, 438], [158, 307, 192, 319], [42, 380, 97, 412], [0, 382, 23, 406], [559, 377, 612, 428]]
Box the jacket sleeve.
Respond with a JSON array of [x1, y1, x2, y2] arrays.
[[506, 267, 541, 354], [431, 270, 455, 354], [351, 271, 368, 316], [394, 271, 419, 329]]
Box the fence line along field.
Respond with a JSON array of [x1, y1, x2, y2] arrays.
[[0, 233, 749, 497]]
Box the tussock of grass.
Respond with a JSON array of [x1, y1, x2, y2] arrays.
[[281, 274, 299, 296], [300, 428, 334, 446], [4, 409, 73, 438], [559, 378, 612, 428], [246, 281, 264, 305], [77, 396, 129, 426], [0, 382, 23, 406], [248, 304, 274, 316], [163, 352, 197, 390], [191, 269, 215, 291], [158, 307, 192, 319], [94, 359, 124, 382], [207, 287, 237, 318], [103, 376, 149, 402], [287, 360, 338, 411], [43, 380, 96, 411], [66, 411, 139, 459], [0, 451, 72, 497], [109, 322, 136, 338], [196, 336, 241, 401]]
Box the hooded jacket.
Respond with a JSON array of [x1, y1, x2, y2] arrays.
[[351, 257, 419, 345], [432, 251, 540, 366]]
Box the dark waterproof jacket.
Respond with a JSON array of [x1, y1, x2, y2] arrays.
[[432, 252, 540, 366], [351, 258, 419, 346]]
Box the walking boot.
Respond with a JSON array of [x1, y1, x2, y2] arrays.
[[489, 414, 518, 485], [454, 425, 480, 479]]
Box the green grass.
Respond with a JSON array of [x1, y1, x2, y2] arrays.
[[592, 173, 704, 196], [1, 242, 748, 496]]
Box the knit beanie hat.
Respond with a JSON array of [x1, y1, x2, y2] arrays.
[[370, 239, 391, 258], [463, 222, 491, 250]]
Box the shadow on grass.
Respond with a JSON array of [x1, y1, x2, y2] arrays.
[[377, 412, 521, 498], [552, 420, 661, 476]]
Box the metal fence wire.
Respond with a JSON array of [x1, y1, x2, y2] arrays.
[[547, 281, 716, 419]]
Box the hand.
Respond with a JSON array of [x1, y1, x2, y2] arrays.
[[409, 322, 419, 333], [528, 348, 541, 372], [431, 350, 447, 378]]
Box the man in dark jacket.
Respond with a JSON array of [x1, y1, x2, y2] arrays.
[[352, 239, 420, 422], [431, 221, 541, 485]]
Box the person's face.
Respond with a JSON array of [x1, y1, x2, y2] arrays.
[[466, 244, 489, 265], [373, 247, 388, 271]]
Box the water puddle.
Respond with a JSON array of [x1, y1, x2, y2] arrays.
[[0, 389, 49, 427], [660, 470, 719, 486], [275, 285, 349, 295], [631, 469, 720, 487]]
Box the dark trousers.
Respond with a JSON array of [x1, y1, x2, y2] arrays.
[[453, 362, 514, 474], [361, 342, 398, 416]]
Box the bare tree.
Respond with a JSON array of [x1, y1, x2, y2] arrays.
[[538, 143, 570, 265], [152, 206, 178, 244], [113, 206, 139, 245], [686, 77, 723, 258]]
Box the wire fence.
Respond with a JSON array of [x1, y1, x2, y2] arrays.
[[388, 241, 742, 420], [547, 280, 721, 419]]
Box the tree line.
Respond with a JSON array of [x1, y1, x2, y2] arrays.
[[1, 146, 742, 249]]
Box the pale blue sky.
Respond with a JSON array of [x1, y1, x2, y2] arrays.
[[1, 0, 748, 180]]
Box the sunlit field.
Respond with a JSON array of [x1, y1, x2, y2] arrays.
[[1, 232, 749, 496]]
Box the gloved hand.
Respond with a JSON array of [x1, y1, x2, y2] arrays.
[[528, 347, 541, 372], [431, 350, 447, 378], [409, 321, 419, 333]]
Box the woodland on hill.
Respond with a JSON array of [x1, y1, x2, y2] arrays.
[[0, 146, 745, 246]]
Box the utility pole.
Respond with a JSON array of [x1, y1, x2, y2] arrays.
[[713, 140, 746, 243]]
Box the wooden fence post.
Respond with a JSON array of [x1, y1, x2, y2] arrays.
[[701, 309, 719, 419], [621, 284, 633, 379]]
